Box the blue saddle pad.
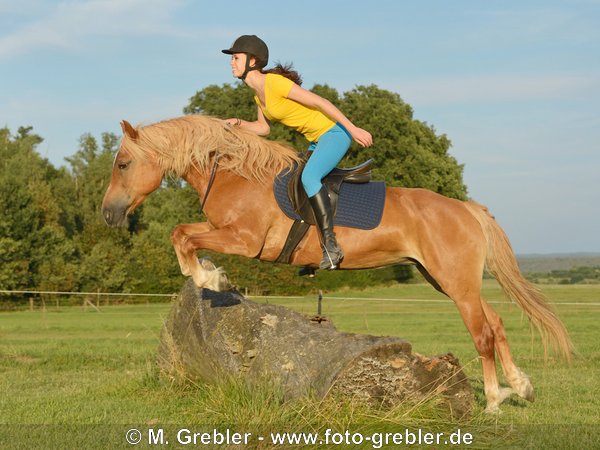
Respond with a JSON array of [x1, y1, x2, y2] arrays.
[[273, 169, 386, 230]]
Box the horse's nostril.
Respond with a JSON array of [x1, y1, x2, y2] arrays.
[[103, 209, 112, 224]]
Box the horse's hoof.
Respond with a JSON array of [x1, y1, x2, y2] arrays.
[[498, 387, 514, 403], [199, 257, 217, 271], [512, 370, 535, 402], [193, 258, 231, 292], [484, 404, 501, 415], [520, 383, 535, 402]]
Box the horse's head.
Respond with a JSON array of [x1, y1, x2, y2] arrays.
[[102, 120, 163, 227]]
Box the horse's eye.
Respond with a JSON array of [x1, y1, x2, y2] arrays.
[[117, 161, 131, 170]]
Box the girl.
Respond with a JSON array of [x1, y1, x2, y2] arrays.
[[222, 35, 373, 270]]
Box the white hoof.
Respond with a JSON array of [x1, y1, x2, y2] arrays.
[[484, 387, 513, 414], [484, 404, 502, 415], [509, 370, 535, 402], [192, 258, 230, 291], [498, 387, 514, 403]]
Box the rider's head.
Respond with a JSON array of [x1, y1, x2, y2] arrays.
[[222, 35, 269, 80]]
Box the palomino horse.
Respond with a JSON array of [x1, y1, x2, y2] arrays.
[[102, 115, 572, 413]]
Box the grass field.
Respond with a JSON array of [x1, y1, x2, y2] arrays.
[[1, 280, 599, 449]]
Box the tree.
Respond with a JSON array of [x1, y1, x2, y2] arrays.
[[0, 127, 77, 291], [185, 82, 467, 199], [179, 81, 468, 290], [339, 85, 466, 199], [128, 180, 202, 293]]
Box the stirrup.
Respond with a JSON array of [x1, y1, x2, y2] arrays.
[[320, 247, 344, 270]]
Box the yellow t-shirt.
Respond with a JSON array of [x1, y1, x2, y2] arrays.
[[254, 73, 335, 143]]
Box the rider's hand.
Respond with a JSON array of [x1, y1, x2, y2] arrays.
[[351, 127, 373, 148], [223, 118, 242, 127]]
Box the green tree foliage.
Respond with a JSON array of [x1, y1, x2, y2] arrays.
[[66, 132, 135, 292], [0, 127, 77, 291], [129, 180, 202, 293], [337, 85, 466, 199], [526, 266, 600, 285]]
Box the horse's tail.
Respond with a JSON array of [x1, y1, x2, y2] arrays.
[[463, 200, 573, 361]]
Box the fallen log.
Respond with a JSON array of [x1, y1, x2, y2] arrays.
[[158, 280, 474, 418]]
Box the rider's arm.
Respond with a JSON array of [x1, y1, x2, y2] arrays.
[[286, 84, 373, 147], [224, 107, 270, 136]]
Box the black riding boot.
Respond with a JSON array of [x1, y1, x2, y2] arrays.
[[308, 187, 344, 270]]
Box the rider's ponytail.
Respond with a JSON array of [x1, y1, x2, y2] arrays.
[[263, 62, 303, 86]]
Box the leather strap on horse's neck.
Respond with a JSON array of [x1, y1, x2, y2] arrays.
[[199, 152, 220, 217]]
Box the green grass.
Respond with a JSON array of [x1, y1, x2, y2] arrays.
[[1, 281, 599, 449]]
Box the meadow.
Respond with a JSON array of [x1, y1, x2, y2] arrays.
[[1, 280, 598, 449]]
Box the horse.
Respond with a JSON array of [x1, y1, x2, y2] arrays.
[[101, 114, 572, 413]]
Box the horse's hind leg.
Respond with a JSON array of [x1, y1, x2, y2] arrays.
[[418, 260, 504, 412], [448, 291, 512, 413], [417, 261, 504, 411], [481, 299, 534, 402]]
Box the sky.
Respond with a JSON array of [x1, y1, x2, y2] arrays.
[[1, 0, 599, 255]]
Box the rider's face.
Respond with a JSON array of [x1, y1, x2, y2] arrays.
[[230, 53, 256, 78], [230, 53, 246, 78]]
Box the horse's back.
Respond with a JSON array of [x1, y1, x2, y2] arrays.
[[378, 187, 488, 258], [384, 186, 479, 224]]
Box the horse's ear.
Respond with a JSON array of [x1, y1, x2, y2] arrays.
[[120, 120, 139, 140]]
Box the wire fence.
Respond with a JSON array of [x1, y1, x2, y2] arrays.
[[2, 288, 599, 313], [0, 288, 308, 312], [0, 289, 178, 311]]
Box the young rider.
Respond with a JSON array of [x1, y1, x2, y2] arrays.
[[222, 35, 373, 270]]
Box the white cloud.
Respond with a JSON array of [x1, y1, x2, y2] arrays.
[[0, 0, 189, 59]]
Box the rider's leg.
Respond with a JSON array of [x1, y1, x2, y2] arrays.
[[308, 186, 344, 269], [301, 124, 352, 269]]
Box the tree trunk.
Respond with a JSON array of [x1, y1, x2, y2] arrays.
[[158, 280, 474, 418]]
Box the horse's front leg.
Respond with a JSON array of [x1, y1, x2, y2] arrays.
[[170, 223, 212, 276], [170, 223, 258, 291], [170, 222, 227, 290]]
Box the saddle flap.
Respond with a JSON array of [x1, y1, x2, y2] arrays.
[[288, 162, 312, 222], [287, 158, 375, 220], [275, 158, 383, 228]]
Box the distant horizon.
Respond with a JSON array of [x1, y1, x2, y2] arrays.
[[517, 252, 600, 258]]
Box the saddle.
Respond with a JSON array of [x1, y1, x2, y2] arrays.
[[273, 157, 386, 265], [287, 158, 373, 225]]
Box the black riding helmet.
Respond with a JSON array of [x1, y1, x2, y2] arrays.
[[222, 35, 269, 80]]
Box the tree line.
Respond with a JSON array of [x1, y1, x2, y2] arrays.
[[526, 266, 600, 285], [1, 83, 467, 301]]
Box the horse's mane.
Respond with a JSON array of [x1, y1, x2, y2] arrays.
[[124, 115, 301, 181]]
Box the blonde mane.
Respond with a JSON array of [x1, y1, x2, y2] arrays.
[[123, 115, 301, 181]]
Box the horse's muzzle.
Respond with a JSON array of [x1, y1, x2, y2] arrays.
[[102, 203, 128, 228]]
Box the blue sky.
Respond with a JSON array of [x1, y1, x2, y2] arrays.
[[1, 0, 599, 254]]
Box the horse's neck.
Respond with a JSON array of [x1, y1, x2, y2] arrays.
[[183, 169, 273, 208]]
